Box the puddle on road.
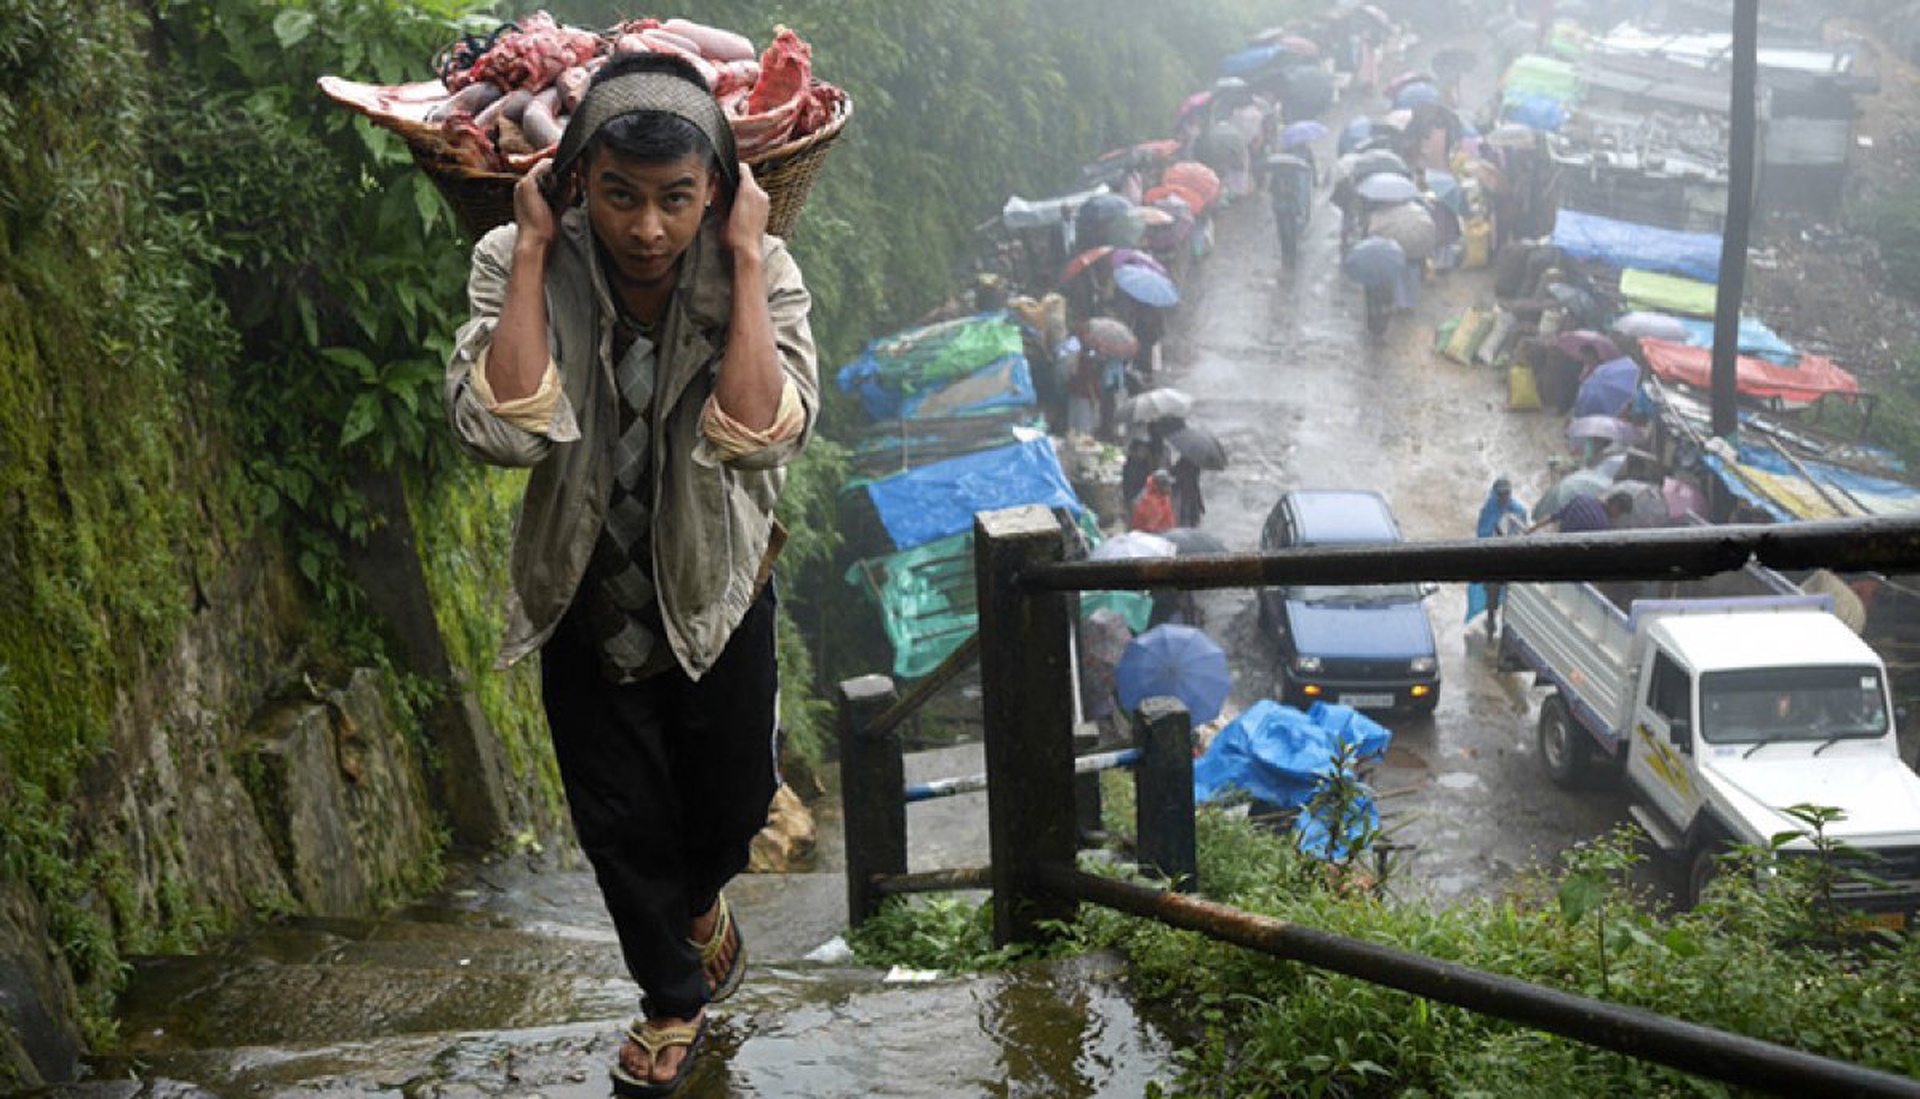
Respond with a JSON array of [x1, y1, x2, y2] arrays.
[[1434, 771, 1482, 791]]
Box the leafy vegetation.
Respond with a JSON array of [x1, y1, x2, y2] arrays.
[[850, 803, 1920, 1097]]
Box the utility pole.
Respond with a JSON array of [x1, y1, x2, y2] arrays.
[[1710, 0, 1759, 441]]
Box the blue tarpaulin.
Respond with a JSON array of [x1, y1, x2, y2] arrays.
[[1194, 700, 1391, 806], [1674, 316, 1796, 365], [1194, 700, 1391, 860], [1551, 208, 1723, 282], [864, 435, 1083, 552]]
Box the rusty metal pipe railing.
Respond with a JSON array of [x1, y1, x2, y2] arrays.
[[863, 632, 980, 741], [1039, 864, 1920, 1099], [872, 866, 994, 897], [1019, 518, 1920, 593]]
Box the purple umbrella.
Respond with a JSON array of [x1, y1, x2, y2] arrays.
[[1555, 329, 1621, 365], [1572, 358, 1640, 419], [1280, 120, 1330, 147], [1113, 263, 1181, 308], [1109, 248, 1169, 276], [1392, 81, 1443, 109]]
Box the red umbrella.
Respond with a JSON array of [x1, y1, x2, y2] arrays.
[[1061, 246, 1115, 283], [1083, 316, 1139, 359], [1161, 162, 1223, 210]]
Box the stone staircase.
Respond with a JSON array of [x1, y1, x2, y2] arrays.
[[26, 746, 1176, 1098]]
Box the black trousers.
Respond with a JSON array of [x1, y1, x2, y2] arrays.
[[542, 585, 780, 1019]]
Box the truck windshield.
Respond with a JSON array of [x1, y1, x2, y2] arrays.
[[1699, 666, 1890, 746], [1291, 582, 1423, 606]]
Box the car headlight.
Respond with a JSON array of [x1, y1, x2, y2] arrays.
[[1294, 655, 1323, 674], [1410, 656, 1437, 675]]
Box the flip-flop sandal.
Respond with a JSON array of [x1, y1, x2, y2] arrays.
[[689, 893, 746, 1002], [609, 1013, 709, 1097]]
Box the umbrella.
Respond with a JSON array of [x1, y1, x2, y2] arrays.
[[1115, 624, 1232, 723], [1162, 162, 1223, 210], [1280, 120, 1330, 147], [1220, 43, 1286, 78], [1166, 423, 1228, 471], [1161, 527, 1229, 555], [1611, 311, 1690, 343], [1061, 246, 1115, 283], [1075, 193, 1137, 249], [1367, 201, 1437, 259], [1384, 71, 1435, 99], [1144, 183, 1210, 215], [1176, 91, 1213, 126], [1567, 415, 1641, 446], [1572, 358, 1640, 419], [1083, 316, 1139, 359], [1605, 480, 1670, 529], [1360, 4, 1393, 29], [1279, 34, 1320, 57], [1347, 148, 1410, 182], [1341, 235, 1406, 287], [1555, 330, 1622, 365], [1123, 387, 1194, 423], [1109, 247, 1168, 275], [1114, 263, 1181, 308], [1392, 81, 1443, 109], [1337, 117, 1374, 156], [1532, 468, 1614, 523], [1090, 531, 1177, 561], [1356, 173, 1419, 204]]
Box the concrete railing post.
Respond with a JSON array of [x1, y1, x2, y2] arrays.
[[837, 674, 905, 928], [974, 506, 1077, 946], [1133, 696, 1197, 892]]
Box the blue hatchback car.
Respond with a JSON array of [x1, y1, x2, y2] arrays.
[[1256, 490, 1441, 715]]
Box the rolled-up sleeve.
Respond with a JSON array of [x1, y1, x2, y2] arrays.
[[702, 240, 819, 471], [444, 225, 581, 468]]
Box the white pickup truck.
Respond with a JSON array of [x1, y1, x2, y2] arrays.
[[1501, 572, 1920, 927]]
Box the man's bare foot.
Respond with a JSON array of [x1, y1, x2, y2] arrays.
[[690, 896, 744, 999], [617, 1012, 705, 1089]]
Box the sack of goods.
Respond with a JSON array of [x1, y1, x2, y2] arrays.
[[319, 11, 852, 237]]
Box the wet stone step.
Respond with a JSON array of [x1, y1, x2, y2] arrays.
[[54, 955, 1172, 1098]]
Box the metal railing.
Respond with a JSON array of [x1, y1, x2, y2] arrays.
[[929, 506, 1920, 1098]]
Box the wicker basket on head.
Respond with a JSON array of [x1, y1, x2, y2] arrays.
[[415, 90, 852, 241]]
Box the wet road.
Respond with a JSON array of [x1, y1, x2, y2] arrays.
[[1158, 170, 1631, 903]]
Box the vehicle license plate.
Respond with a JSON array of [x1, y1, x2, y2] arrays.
[[1854, 911, 1907, 934], [1340, 693, 1395, 708]]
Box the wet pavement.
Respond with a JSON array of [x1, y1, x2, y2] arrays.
[[1157, 136, 1632, 905]]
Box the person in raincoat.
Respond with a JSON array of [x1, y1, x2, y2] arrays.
[[1468, 478, 1529, 638], [1130, 469, 1177, 533]]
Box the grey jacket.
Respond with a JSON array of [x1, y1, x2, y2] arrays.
[[444, 207, 818, 679]]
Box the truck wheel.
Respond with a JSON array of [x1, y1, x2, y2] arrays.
[[1686, 844, 1724, 909], [1538, 693, 1592, 789]]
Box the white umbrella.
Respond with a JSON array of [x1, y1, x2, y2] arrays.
[[1122, 387, 1194, 424], [1090, 531, 1178, 561]]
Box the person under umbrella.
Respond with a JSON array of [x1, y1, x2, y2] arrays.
[[1160, 418, 1226, 529]]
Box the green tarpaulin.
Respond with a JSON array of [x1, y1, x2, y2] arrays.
[[1620, 267, 1718, 317], [846, 523, 1152, 680], [860, 315, 1027, 394], [1501, 54, 1580, 105]]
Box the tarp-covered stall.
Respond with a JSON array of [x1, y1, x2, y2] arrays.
[[1551, 208, 1722, 282]]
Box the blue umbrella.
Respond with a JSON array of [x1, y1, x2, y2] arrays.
[[1115, 624, 1232, 723], [1337, 117, 1374, 156], [1220, 43, 1286, 78], [1280, 120, 1330, 147], [1112, 262, 1180, 308], [1572, 358, 1641, 419], [1341, 236, 1405, 288], [1356, 173, 1419, 204], [1392, 80, 1443, 109]]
